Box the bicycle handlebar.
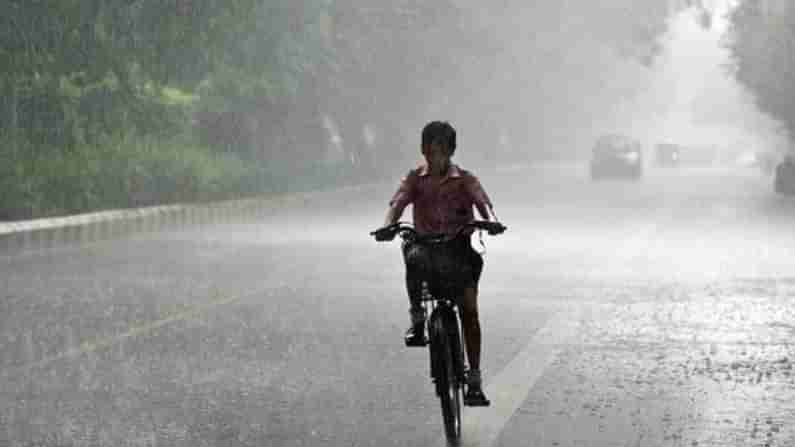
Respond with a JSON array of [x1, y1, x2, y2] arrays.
[[370, 220, 507, 242]]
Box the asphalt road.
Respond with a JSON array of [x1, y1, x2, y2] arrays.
[[2, 162, 795, 446]]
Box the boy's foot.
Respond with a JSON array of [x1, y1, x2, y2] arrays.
[[464, 385, 491, 406], [404, 323, 427, 347], [464, 369, 490, 406]]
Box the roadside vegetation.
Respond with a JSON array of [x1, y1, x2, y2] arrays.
[[727, 2, 795, 137], [1, 1, 670, 220]]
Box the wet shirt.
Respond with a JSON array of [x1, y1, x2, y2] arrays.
[[389, 164, 493, 236]]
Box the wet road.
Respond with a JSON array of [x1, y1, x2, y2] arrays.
[[1, 162, 795, 446]]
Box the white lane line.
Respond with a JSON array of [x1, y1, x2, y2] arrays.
[[1, 292, 243, 379], [436, 308, 583, 447], [434, 198, 671, 445]]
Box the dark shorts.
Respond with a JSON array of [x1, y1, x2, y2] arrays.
[[402, 236, 483, 303]]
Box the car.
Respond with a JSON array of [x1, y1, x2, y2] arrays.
[[654, 143, 680, 167], [734, 151, 758, 168], [774, 155, 795, 195], [590, 134, 643, 180]]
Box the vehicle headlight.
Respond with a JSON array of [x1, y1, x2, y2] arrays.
[[623, 152, 640, 162]]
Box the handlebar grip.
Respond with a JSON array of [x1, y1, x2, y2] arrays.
[[492, 222, 507, 233], [472, 221, 506, 234], [371, 226, 400, 241]]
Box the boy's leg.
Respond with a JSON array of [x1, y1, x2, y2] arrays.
[[403, 242, 427, 346], [461, 242, 490, 406], [404, 274, 427, 345], [460, 286, 481, 371], [461, 285, 489, 406], [461, 240, 484, 371]]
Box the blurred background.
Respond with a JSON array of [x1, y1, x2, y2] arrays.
[[1, 0, 793, 219]]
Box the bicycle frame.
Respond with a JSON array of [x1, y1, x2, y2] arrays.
[[423, 289, 466, 443], [426, 296, 466, 389]]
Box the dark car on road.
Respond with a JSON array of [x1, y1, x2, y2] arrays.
[[590, 134, 643, 180], [655, 143, 680, 167], [774, 155, 795, 195]]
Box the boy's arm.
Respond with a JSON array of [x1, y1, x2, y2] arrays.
[[477, 203, 496, 221], [382, 170, 416, 227], [374, 206, 403, 241], [383, 206, 403, 227], [467, 175, 495, 221]]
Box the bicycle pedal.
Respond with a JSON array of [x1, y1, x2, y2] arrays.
[[404, 336, 428, 347], [463, 396, 491, 407], [464, 389, 491, 407]]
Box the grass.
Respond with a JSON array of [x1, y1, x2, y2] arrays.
[[0, 133, 359, 221]]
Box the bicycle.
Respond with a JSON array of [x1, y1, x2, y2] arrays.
[[371, 220, 506, 445]]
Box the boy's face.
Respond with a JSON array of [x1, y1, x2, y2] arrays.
[[422, 140, 452, 168]]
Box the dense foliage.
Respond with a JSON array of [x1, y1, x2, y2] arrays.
[[0, 0, 258, 146], [1, 0, 672, 219], [727, 1, 795, 135]]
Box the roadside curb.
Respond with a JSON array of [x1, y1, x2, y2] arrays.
[[0, 161, 536, 256], [0, 181, 386, 255]]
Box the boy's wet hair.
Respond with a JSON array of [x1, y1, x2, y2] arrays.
[[422, 121, 457, 155]]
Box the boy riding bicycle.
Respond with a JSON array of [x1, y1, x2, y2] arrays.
[[373, 121, 500, 407]]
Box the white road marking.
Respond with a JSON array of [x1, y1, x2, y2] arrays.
[[436, 309, 582, 447], [434, 199, 675, 446], [2, 292, 242, 379]]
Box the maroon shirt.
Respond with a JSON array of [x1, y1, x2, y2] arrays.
[[389, 163, 493, 236]]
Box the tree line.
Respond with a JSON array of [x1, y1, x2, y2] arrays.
[[728, 1, 795, 140], [0, 0, 671, 219]]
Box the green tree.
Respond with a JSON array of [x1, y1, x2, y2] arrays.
[[727, 1, 795, 134], [0, 0, 258, 149], [193, 1, 333, 162], [320, 1, 491, 169]]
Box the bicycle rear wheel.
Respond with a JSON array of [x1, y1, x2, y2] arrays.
[[432, 317, 462, 444]]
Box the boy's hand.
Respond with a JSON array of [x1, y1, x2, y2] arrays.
[[484, 221, 507, 235], [371, 226, 396, 242]]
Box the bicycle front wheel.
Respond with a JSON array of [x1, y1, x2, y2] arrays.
[[432, 318, 462, 443]]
